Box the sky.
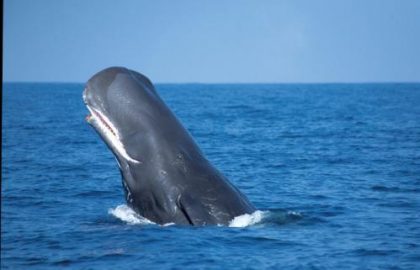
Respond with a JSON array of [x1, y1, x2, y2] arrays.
[[3, 0, 420, 83]]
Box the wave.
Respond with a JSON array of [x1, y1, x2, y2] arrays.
[[109, 204, 302, 227]]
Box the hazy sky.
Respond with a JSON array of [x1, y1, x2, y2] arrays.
[[4, 0, 420, 83]]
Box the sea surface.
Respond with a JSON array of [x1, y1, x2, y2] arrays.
[[2, 82, 420, 269]]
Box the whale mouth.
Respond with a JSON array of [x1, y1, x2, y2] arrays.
[[83, 87, 119, 138], [86, 108, 117, 137], [85, 104, 141, 164]]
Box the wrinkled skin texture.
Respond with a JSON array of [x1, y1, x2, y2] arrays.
[[84, 67, 255, 225]]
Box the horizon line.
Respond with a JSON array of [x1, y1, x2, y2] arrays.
[[3, 80, 420, 85]]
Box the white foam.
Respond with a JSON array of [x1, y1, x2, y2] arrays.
[[109, 205, 267, 227], [229, 210, 266, 228], [108, 205, 155, 225]]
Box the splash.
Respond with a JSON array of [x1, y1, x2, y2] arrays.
[[109, 205, 176, 226], [108, 205, 155, 225], [228, 210, 267, 228], [109, 205, 298, 227]]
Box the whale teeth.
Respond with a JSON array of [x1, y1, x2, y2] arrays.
[[86, 105, 140, 164], [94, 110, 117, 137]]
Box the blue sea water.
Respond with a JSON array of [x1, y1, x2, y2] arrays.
[[2, 82, 420, 269]]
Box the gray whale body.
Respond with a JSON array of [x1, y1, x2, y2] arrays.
[[83, 67, 256, 225]]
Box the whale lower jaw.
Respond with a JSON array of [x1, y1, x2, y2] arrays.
[[86, 105, 140, 164]]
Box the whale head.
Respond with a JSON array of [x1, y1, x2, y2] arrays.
[[83, 67, 177, 165]]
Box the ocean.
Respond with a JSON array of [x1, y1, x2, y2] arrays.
[[2, 82, 420, 269]]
